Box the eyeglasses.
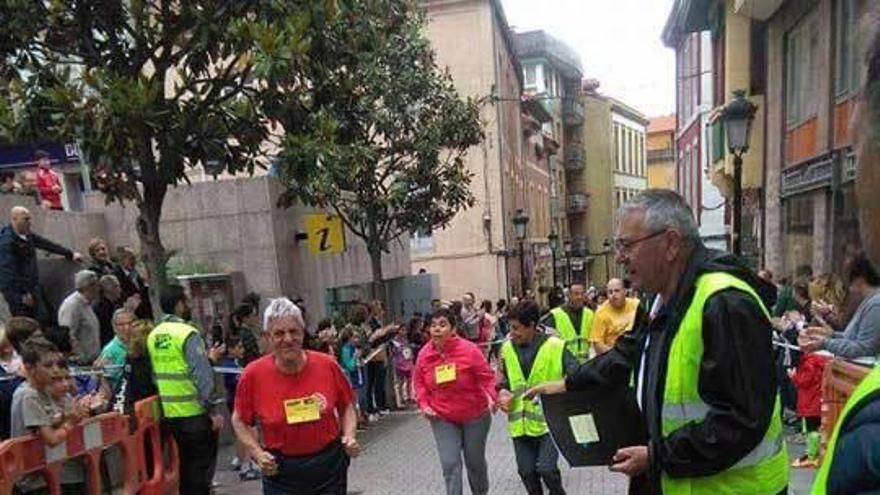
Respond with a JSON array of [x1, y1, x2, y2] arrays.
[[612, 229, 669, 254]]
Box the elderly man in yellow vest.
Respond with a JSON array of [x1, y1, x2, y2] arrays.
[[147, 284, 224, 495], [590, 278, 639, 355], [526, 190, 788, 494], [540, 284, 594, 363], [497, 300, 579, 495]]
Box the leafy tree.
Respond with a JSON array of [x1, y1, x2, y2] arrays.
[[0, 1, 316, 314], [265, 0, 485, 295]]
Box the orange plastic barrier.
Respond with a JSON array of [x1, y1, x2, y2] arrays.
[[132, 396, 179, 495], [820, 359, 872, 450], [0, 412, 138, 495]]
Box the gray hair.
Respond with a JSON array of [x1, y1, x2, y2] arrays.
[[111, 307, 135, 327], [99, 274, 120, 291], [263, 297, 305, 331], [618, 189, 702, 244]]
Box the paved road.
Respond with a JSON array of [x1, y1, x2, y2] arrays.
[[213, 411, 816, 494], [214, 410, 627, 494]]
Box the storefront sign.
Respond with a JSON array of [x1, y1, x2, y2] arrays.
[[780, 154, 833, 198]]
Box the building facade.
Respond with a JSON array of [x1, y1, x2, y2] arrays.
[[580, 84, 649, 284], [647, 115, 677, 190], [662, 25, 729, 251], [663, 0, 769, 268], [736, 0, 864, 279], [515, 30, 586, 286], [415, 0, 527, 300]]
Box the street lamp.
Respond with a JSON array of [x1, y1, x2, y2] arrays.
[[548, 232, 559, 289], [563, 240, 572, 286], [721, 89, 757, 257], [512, 208, 530, 296]]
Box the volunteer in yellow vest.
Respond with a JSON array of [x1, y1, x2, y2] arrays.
[[810, 364, 880, 494], [525, 190, 788, 494], [147, 284, 224, 495], [591, 278, 640, 354], [497, 300, 578, 495], [541, 284, 594, 363]]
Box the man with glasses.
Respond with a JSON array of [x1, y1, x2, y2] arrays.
[[527, 189, 786, 494]]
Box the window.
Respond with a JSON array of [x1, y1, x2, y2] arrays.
[[785, 12, 819, 126], [410, 229, 434, 251], [836, 0, 860, 96], [751, 21, 768, 95], [524, 65, 537, 89], [678, 34, 701, 126], [544, 67, 553, 96]]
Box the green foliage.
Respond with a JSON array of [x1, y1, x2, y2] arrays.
[[264, 0, 486, 270]]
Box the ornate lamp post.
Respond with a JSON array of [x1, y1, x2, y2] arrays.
[[548, 232, 559, 289], [721, 89, 757, 256]]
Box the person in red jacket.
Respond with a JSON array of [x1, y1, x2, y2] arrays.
[[788, 351, 831, 468], [33, 150, 63, 210], [414, 306, 497, 495]]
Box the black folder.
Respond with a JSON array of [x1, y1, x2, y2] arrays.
[[539, 386, 647, 467]]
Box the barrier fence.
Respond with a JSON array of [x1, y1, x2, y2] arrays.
[[820, 358, 872, 457], [0, 395, 178, 495]]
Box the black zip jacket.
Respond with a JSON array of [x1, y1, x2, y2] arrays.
[[564, 247, 778, 492]]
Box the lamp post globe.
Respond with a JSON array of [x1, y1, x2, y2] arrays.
[[721, 89, 757, 257]]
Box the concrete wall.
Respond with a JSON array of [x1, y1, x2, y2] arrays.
[[64, 176, 410, 321]]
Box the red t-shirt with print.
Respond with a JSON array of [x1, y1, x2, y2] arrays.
[[235, 351, 354, 456]]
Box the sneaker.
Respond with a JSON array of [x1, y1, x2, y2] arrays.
[[368, 413, 379, 422], [380, 409, 391, 416], [230, 456, 241, 471]]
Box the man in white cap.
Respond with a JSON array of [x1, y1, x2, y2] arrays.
[[58, 270, 101, 363]]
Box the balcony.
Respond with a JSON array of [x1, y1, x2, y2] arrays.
[[734, 0, 784, 20], [562, 98, 584, 126], [567, 193, 588, 214], [564, 148, 585, 171]]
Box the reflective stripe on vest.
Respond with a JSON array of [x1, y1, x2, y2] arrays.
[[550, 307, 593, 363], [147, 321, 206, 418], [501, 337, 565, 438], [812, 365, 880, 494], [661, 272, 789, 495]]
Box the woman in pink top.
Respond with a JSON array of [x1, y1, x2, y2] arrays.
[[414, 307, 497, 495]]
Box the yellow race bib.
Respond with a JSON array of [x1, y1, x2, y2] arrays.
[[435, 363, 457, 384], [284, 396, 321, 424]]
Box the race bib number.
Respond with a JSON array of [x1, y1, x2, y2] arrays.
[[435, 363, 457, 384], [284, 396, 321, 424]]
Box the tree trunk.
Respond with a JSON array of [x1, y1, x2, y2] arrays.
[[135, 180, 168, 320], [368, 246, 386, 304]]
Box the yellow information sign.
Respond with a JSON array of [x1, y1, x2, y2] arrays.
[[304, 214, 345, 254]]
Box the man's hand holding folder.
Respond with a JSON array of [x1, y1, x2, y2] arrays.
[[523, 379, 648, 475]]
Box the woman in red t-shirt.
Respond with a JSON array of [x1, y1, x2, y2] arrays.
[[231, 298, 360, 495], [413, 307, 498, 495]]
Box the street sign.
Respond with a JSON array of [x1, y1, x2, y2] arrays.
[[304, 214, 345, 254]]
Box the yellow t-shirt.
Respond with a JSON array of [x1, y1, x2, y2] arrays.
[[590, 298, 639, 347]]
